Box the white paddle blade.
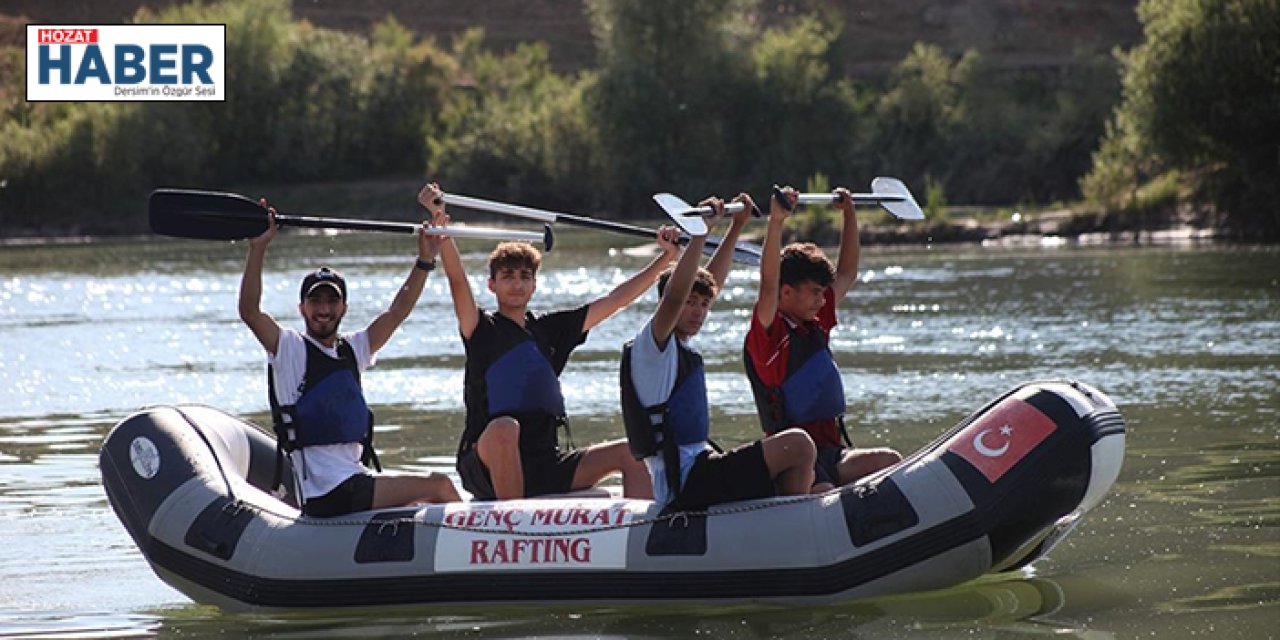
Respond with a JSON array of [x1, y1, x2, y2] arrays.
[[871, 177, 925, 220], [652, 193, 708, 236]]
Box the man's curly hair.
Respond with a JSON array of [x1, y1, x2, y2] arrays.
[[487, 242, 541, 279]]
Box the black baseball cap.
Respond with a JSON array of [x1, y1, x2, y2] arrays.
[[300, 267, 347, 302]]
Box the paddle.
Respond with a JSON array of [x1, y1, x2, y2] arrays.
[[149, 189, 554, 251], [792, 177, 925, 220], [445, 193, 763, 266], [650, 194, 767, 238]]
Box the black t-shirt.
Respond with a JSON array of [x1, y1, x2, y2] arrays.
[[460, 304, 590, 455]]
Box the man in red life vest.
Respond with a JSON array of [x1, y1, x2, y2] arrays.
[[744, 186, 902, 492]]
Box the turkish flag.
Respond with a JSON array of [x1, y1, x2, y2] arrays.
[[947, 397, 1058, 483]]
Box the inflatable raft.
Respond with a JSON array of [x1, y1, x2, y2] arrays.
[[99, 380, 1124, 612]]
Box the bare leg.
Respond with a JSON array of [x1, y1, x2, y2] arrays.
[[372, 472, 460, 508], [836, 447, 903, 485], [760, 428, 816, 495], [476, 417, 524, 499], [571, 439, 653, 499]]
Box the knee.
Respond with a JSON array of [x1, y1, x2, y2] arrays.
[[599, 440, 642, 470], [614, 442, 643, 470], [429, 473, 460, 501], [478, 417, 520, 453], [775, 429, 816, 463], [870, 448, 903, 468]]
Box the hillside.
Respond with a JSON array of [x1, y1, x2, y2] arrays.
[[4, 0, 1141, 76]]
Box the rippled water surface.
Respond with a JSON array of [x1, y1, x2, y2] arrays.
[[1, 231, 1276, 638]]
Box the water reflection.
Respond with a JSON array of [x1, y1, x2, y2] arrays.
[[1, 236, 1277, 637], [43, 573, 1117, 640]]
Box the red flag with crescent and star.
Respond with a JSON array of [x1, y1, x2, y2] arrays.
[[947, 398, 1058, 482]]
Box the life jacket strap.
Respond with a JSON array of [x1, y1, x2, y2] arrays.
[[267, 364, 298, 493], [360, 409, 382, 472], [655, 422, 686, 511], [556, 415, 576, 451]]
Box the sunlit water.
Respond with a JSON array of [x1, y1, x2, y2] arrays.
[[1, 230, 1276, 638]]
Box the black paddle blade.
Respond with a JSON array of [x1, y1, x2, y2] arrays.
[[149, 188, 269, 240]]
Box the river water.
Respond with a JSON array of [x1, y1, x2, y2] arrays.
[[1, 230, 1276, 638]]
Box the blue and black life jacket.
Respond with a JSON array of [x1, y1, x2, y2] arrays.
[[484, 340, 567, 418], [268, 338, 379, 490], [459, 336, 569, 454], [620, 338, 709, 502], [744, 319, 849, 446]]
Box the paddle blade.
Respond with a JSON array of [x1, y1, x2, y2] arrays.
[[870, 177, 925, 220], [149, 188, 269, 240], [652, 193, 709, 236]]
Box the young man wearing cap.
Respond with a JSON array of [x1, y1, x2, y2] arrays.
[[419, 183, 663, 501], [744, 187, 902, 493], [238, 186, 460, 517], [622, 198, 816, 511]]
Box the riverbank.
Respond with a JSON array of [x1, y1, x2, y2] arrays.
[[860, 204, 1224, 247], [1, 177, 1233, 247]]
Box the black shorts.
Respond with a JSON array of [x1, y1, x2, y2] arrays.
[[677, 440, 775, 510], [814, 445, 846, 487], [458, 447, 583, 501], [302, 472, 375, 517]]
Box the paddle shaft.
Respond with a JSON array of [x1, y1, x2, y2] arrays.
[[676, 202, 763, 218], [445, 193, 758, 258], [446, 194, 658, 237], [189, 209, 550, 246], [796, 192, 908, 206], [276, 212, 419, 234], [276, 213, 550, 246]]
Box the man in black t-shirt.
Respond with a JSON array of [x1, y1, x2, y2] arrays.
[[422, 183, 669, 500]]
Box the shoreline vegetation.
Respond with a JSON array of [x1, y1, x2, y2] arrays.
[[0, 176, 1225, 249], [2, 0, 1274, 242]]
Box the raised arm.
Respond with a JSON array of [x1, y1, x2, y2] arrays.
[[238, 202, 282, 355], [583, 228, 679, 331], [704, 192, 754, 290], [365, 221, 443, 354], [648, 226, 697, 344], [829, 186, 861, 300], [752, 187, 796, 332], [418, 183, 479, 339]]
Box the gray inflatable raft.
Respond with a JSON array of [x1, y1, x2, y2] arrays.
[[99, 380, 1125, 612]]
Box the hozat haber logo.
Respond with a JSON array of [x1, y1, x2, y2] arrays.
[[26, 24, 225, 102], [947, 398, 1057, 483]]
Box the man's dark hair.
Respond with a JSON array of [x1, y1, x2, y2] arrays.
[[779, 242, 834, 288], [657, 266, 718, 300]]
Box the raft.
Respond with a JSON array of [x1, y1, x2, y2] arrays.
[[99, 380, 1125, 612]]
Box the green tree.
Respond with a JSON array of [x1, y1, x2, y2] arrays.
[[868, 44, 973, 194], [741, 15, 866, 192], [431, 30, 602, 210], [1083, 0, 1280, 238], [585, 0, 758, 207]]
